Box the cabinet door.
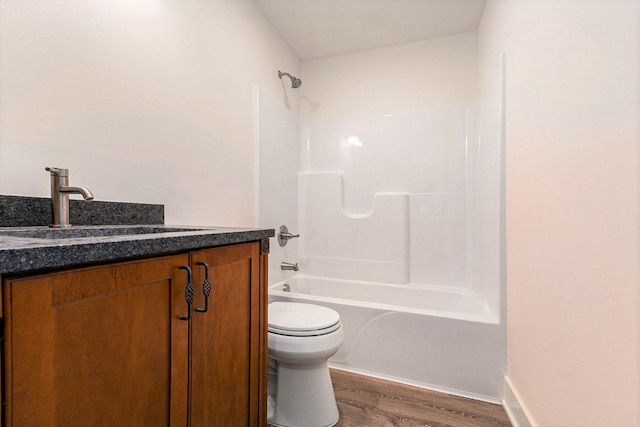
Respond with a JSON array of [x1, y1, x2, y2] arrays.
[[189, 242, 262, 426], [3, 254, 191, 427]]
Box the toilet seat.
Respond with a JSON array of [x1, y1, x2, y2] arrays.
[[269, 302, 341, 337]]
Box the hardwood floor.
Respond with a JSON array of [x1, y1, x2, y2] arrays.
[[330, 369, 512, 427]]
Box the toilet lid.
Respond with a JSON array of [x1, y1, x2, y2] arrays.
[[268, 302, 341, 337]]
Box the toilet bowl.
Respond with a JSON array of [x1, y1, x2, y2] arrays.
[[268, 302, 344, 427]]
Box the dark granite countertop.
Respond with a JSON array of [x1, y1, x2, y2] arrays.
[[0, 195, 274, 276], [0, 225, 274, 276], [0, 194, 165, 227]]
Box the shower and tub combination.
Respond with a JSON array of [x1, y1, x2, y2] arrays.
[[257, 61, 505, 404]]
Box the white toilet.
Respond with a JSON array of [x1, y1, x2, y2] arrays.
[[267, 302, 344, 427]]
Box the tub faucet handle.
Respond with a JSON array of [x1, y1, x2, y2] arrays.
[[278, 225, 300, 247]]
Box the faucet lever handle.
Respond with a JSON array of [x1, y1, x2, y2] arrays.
[[45, 167, 68, 176], [278, 225, 300, 247]]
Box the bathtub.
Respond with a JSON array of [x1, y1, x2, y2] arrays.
[[269, 275, 505, 403]]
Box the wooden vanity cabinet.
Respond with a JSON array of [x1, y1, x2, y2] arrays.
[[1, 241, 268, 427], [189, 243, 264, 427]]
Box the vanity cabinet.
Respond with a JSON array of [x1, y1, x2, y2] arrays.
[[1, 241, 268, 427], [189, 243, 264, 426]]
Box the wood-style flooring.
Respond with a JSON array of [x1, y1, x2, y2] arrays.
[[330, 369, 512, 427]]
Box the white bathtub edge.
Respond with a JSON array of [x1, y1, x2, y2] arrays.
[[502, 376, 536, 427], [329, 364, 502, 405], [270, 274, 500, 325]]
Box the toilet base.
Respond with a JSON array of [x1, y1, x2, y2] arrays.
[[268, 360, 339, 427]]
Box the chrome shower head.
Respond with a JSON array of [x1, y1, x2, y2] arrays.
[[278, 70, 302, 88]]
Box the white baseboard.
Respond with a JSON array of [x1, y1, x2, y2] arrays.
[[502, 376, 535, 427]]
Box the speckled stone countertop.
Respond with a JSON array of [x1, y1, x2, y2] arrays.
[[0, 225, 274, 276], [0, 196, 274, 276], [0, 194, 164, 227]]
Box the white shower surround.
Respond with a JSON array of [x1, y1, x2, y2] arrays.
[[257, 52, 504, 399], [299, 106, 477, 291]]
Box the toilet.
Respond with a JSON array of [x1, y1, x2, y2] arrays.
[[267, 302, 344, 427]]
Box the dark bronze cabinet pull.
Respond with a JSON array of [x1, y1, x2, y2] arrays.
[[196, 262, 211, 313], [179, 266, 194, 321]]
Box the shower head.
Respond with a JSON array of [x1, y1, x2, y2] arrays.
[[278, 70, 302, 88]]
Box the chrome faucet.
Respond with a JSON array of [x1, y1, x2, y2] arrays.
[[45, 167, 94, 228], [280, 262, 299, 271]]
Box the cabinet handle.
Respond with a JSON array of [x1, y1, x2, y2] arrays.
[[196, 262, 211, 313], [179, 266, 194, 321]]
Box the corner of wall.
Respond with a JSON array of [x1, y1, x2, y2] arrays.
[[502, 376, 535, 427]]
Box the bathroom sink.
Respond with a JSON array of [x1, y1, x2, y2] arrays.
[[0, 226, 205, 239]]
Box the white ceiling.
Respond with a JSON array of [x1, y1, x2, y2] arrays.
[[254, 0, 487, 61]]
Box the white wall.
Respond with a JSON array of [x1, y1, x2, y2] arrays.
[[299, 31, 477, 121], [0, 0, 299, 226], [478, 1, 639, 425]]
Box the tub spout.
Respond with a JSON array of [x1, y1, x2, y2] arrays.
[[281, 262, 299, 271]]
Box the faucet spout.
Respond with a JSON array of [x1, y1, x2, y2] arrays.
[[45, 167, 94, 228], [60, 186, 94, 200]]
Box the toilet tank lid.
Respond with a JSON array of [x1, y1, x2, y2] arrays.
[[268, 302, 340, 332]]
